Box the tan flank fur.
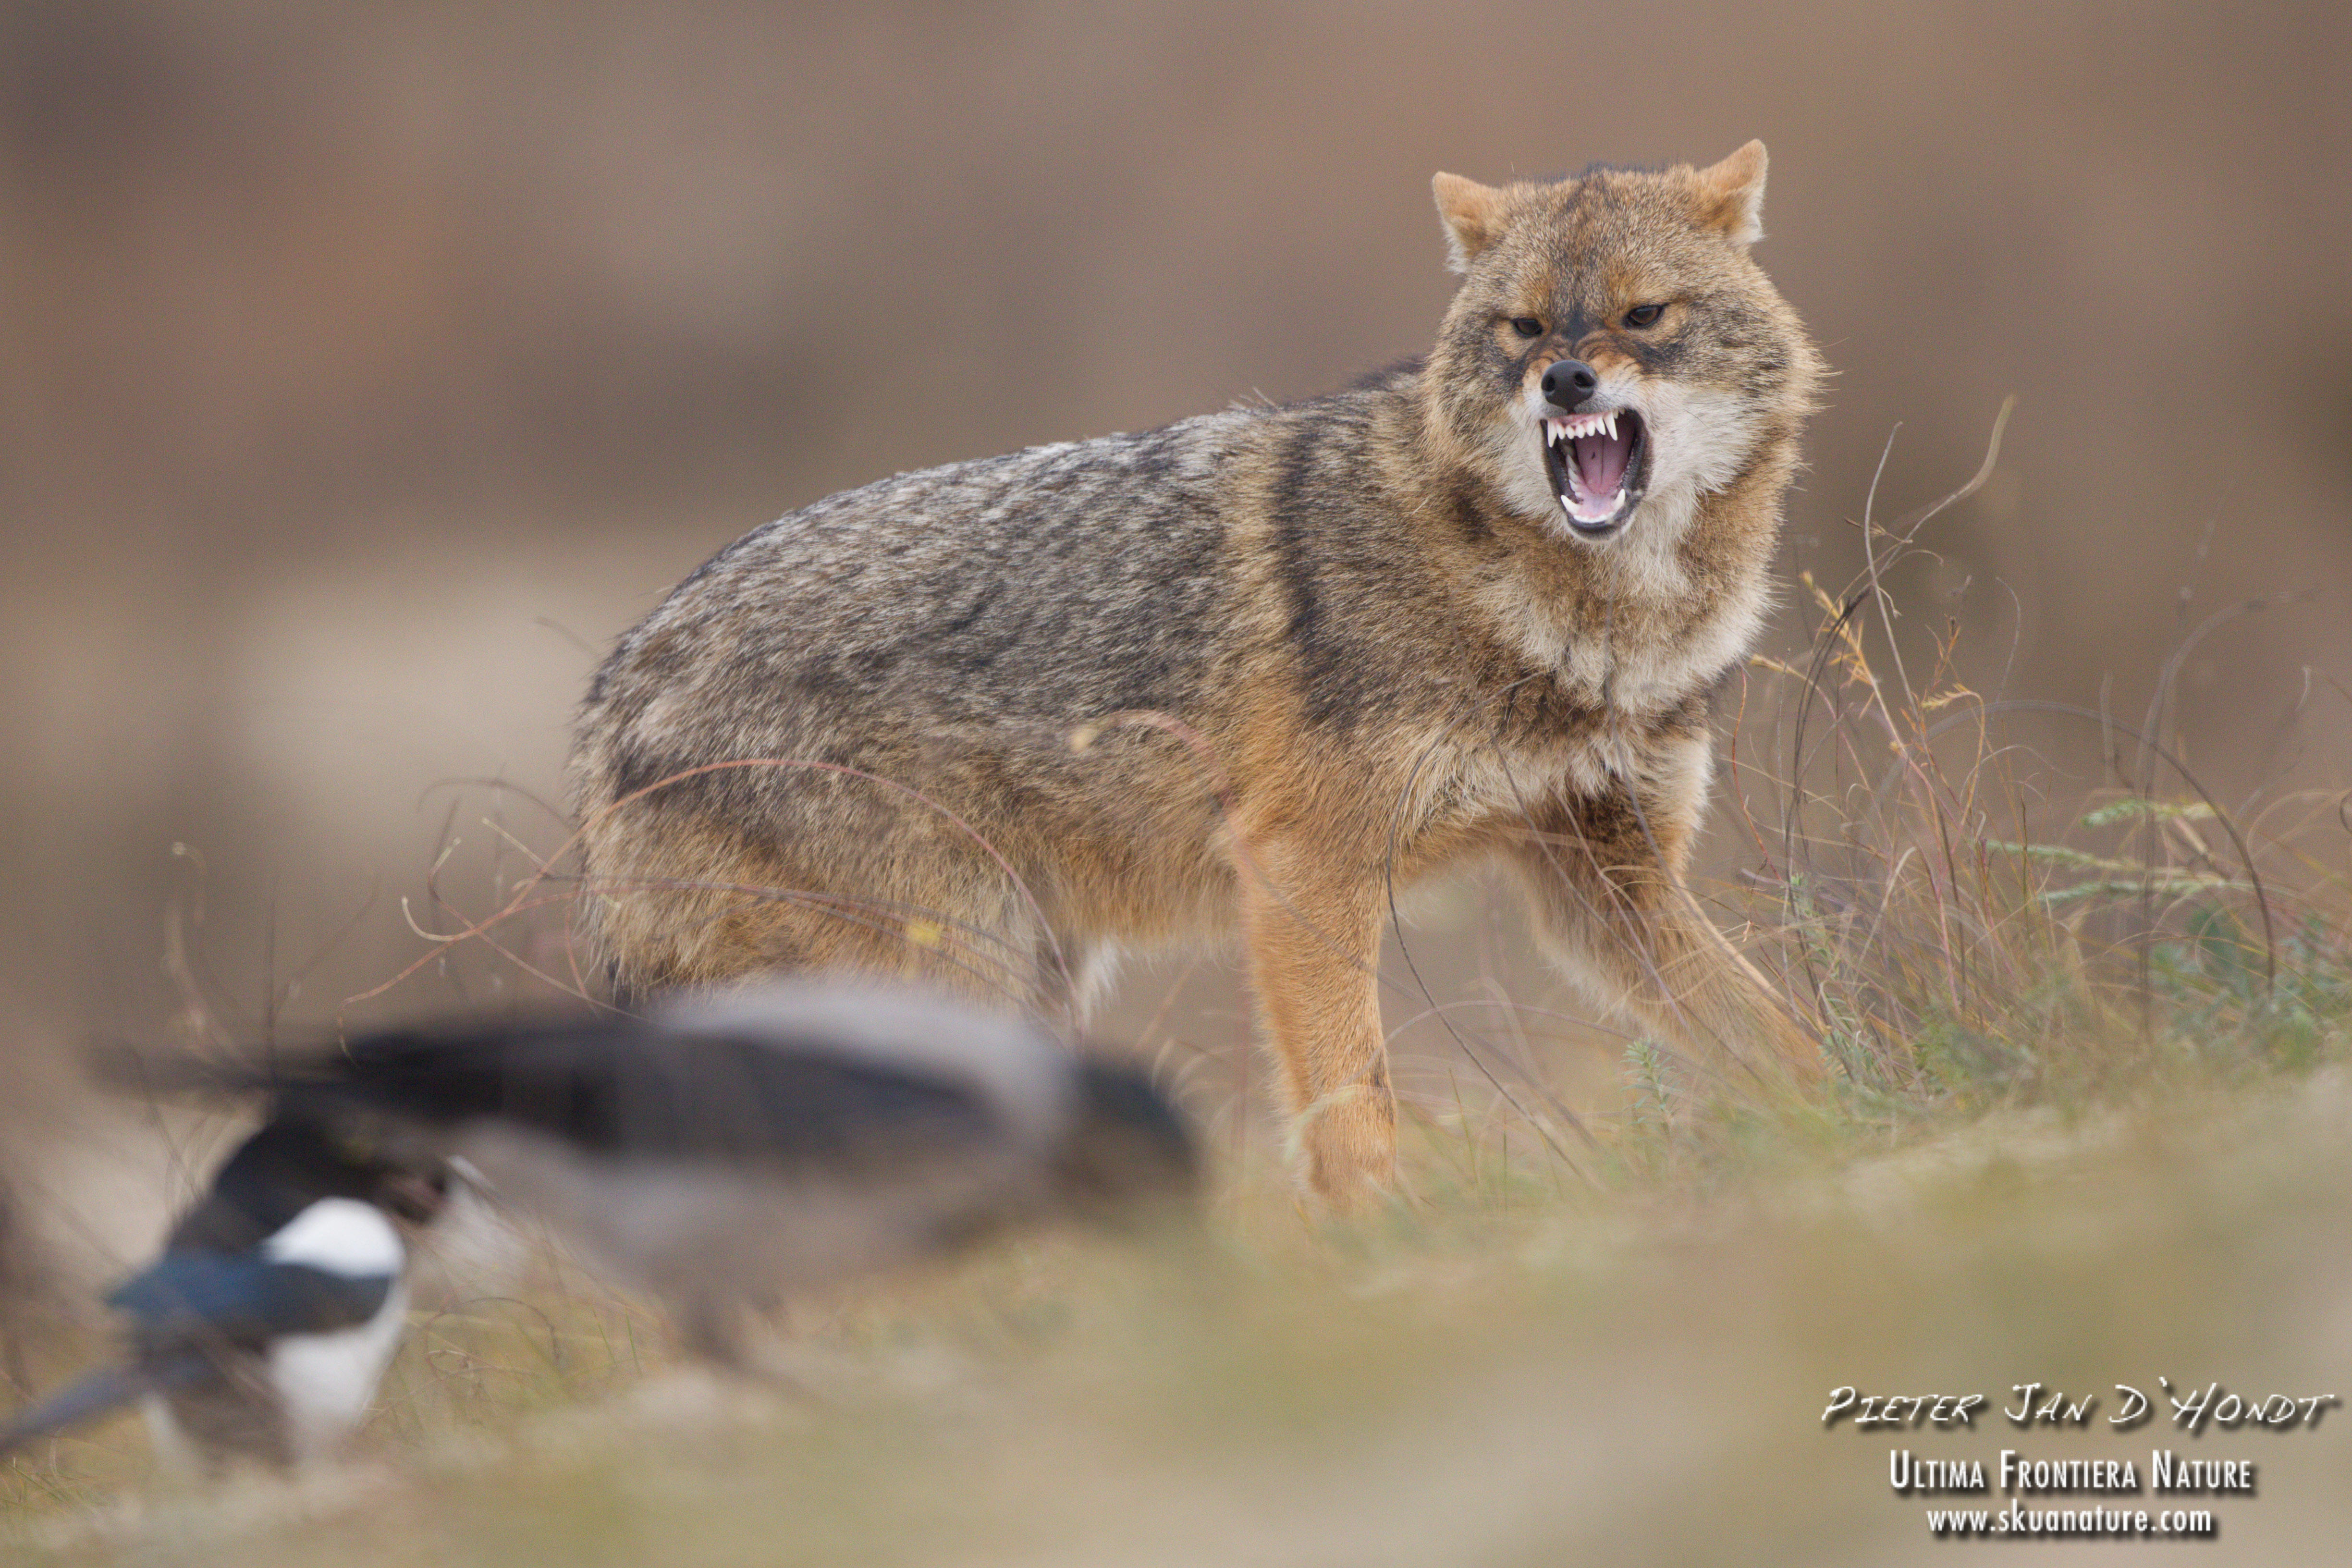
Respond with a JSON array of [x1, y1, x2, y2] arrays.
[[571, 143, 1826, 1205]]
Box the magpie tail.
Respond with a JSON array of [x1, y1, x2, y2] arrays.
[[0, 1365, 156, 1457]]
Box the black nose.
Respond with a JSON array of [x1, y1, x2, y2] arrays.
[[1541, 359, 1599, 409]]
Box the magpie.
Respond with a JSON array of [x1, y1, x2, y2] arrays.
[[0, 1114, 446, 1470], [122, 983, 1199, 1358]]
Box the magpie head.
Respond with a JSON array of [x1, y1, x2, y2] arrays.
[[199, 1114, 451, 1245]]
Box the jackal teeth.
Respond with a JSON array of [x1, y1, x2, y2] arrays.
[[1546, 413, 1618, 445]]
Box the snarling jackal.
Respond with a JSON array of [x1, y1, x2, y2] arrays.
[[573, 142, 1824, 1203]]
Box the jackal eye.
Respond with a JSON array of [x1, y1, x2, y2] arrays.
[[1508, 317, 1545, 339], [1623, 304, 1666, 329]]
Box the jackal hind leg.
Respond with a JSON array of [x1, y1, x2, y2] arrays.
[[1029, 934, 1123, 1033], [586, 828, 1047, 1011]]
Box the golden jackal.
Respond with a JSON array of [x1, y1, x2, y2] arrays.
[[572, 142, 1824, 1204]]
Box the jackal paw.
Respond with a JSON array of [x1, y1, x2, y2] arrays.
[[1291, 1085, 1398, 1211]]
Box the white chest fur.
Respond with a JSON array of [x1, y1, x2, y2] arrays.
[[1474, 532, 1768, 723]]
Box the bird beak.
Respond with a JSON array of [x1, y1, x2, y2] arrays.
[[381, 1171, 447, 1224]]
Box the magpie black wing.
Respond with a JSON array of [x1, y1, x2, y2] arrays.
[[105, 1253, 393, 1349], [274, 1021, 1013, 1174]]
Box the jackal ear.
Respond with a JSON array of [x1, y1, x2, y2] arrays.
[[1431, 172, 1504, 273], [1693, 140, 1769, 246]]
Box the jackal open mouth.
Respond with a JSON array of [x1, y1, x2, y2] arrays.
[[1541, 407, 1648, 538]]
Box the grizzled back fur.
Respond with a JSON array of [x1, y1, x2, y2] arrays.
[[571, 143, 1823, 1203]]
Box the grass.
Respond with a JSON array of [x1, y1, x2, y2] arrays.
[[9, 1080, 2350, 1565], [4, 424, 2349, 1561]]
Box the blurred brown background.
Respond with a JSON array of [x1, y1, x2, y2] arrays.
[[0, 1, 2346, 1197]]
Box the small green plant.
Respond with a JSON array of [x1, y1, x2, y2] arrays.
[[1678, 410, 2351, 1162]]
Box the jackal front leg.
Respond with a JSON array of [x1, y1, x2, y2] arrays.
[[1514, 775, 1821, 1087], [1235, 842, 1395, 1207]]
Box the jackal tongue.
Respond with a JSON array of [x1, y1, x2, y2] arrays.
[[1572, 426, 1633, 502]]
